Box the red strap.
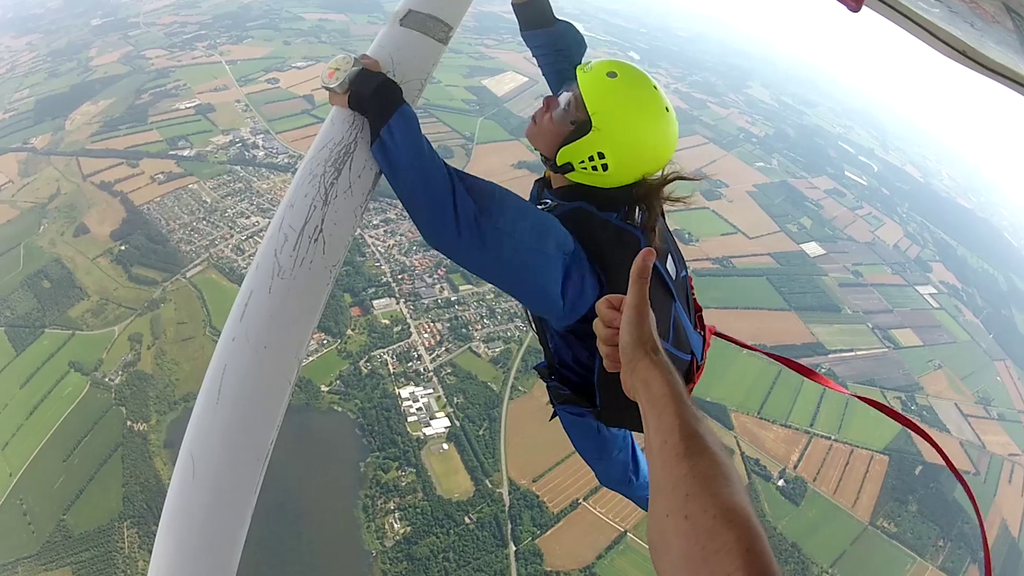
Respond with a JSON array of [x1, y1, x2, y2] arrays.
[[705, 327, 992, 576]]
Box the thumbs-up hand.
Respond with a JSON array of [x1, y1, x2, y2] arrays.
[[593, 247, 664, 403]]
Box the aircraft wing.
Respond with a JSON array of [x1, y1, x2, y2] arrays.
[[842, 0, 1024, 96]]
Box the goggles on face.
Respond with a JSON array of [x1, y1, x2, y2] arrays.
[[552, 88, 584, 129]]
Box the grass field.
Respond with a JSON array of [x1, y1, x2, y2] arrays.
[[65, 447, 122, 533], [0, 386, 121, 562], [172, 63, 229, 87], [956, 453, 1002, 516], [0, 209, 43, 256], [999, 420, 1024, 454], [963, 363, 1016, 410], [759, 371, 804, 422], [300, 347, 348, 386], [666, 208, 737, 238], [778, 488, 865, 566], [268, 114, 319, 133], [155, 117, 218, 140], [0, 333, 70, 403], [695, 341, 780, 414], [788, 382, 823, 428], [454, 350, 503, 387], [795, 312, 870, 325], [0, 331, 15, 371], [808, 324, 883, 350], [897, 342, 991, 379], [594, 538, 655, 576], [933, 310, 971, 342], [159, 282, 217, 395], [692, 277, 789, 310], [178, 161, 230, 180], [192, 267, 239, 332], [0, 331, 113, 470], [421, 440, 474, 500], [630, 517, 648, 543], [430, 110, 514, 143], [811, 391, 847, 435], [755, 477, 798, 524], [874, 286, 932, 310], [837, 395, 901, 450], [833, 528, 915, 576], [101, 311, 157, 373]]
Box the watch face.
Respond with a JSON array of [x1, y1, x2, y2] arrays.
[[321, 54, 357, 91]]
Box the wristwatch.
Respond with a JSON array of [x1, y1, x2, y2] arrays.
[[320, 53, 365, 94]]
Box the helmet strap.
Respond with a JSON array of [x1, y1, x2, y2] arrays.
[[541, 154, 574, 175]]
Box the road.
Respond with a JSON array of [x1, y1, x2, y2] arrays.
[[500, 333, 532, 576]]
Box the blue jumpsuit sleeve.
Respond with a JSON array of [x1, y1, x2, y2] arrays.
[[370, 104, 600, 329], [522, 21, 588, 94]]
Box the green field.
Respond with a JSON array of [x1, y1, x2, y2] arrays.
[[229, 58, 288, 82], [932, 310, 971, 342], [429, 110, 514, 143], [777, 488, 865, 566], [449, 272, 468, 286], [1000, 421, 1024, 454], [454, 350, 503, 387], [381, 309, 405, 322], [160, 283, 217, 395], [956, 454, 1002, 517], [808, 324, 883, 350], [65, 447, 123, 533], [833, 528, 915, 576], [963, 363, 1016, 409], [595, 538, 655, 576], [630, 516, 648, 543], [897, 342, 991, 380], [811, 391, 847, 435], [192, 268, 240, 332], [796, 312, 870, 325], [156, 117, 218, 140], [268, 113, 319, 133], [695, 341, 780, 414], [171, 63, 229, 87], [788, 382, 823, 428], [0, 387, 121, 561], [0, 372, 88, 477], [300, 347, 349, 386], [666, 208, 738, 238], [0, 331, 15, 371], [0, 209, 44, 260], [874, 286, 932, 310], [755, 477, 798, 524], [178, 160, 231, 180], [853, 264, 890, 275], [0, 333, 70, 403], [837, 394, 901, 450], [421, 441, 474, 500], [691, 277, 789, 310], [759, 371, 804, 422], [248, 87, 301, 107]]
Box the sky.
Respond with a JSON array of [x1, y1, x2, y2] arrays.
[[637, 0, 1024, 212]]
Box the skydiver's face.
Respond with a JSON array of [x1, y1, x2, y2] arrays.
[[525, 87, 587, 160]]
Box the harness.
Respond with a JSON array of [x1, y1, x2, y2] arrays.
[[530, 180, 993, 575]]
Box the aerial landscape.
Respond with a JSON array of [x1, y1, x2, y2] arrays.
[[0, 0, 1023, 575]]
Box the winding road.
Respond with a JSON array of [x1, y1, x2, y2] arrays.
[[500, 333, 532, 576]]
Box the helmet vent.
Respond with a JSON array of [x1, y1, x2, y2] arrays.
[[579, 152, 609, 173]]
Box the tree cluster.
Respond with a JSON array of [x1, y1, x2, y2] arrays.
[[0, 260, 87, 328]]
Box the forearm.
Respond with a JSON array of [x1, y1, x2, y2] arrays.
[[633, 355, 779, 576]]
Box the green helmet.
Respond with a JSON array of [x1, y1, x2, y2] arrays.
[[555, 59, 678, 189]]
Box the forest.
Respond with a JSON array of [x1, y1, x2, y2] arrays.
[[109, 197, 186, 276], [0, 260, 87, 328]]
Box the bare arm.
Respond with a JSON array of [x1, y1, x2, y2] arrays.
[[593, 248, 779, 576]]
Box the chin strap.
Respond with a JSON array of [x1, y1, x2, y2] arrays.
[[541, 153, 574, 176]]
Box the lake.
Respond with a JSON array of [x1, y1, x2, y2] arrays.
[[165, 404, 372, 576]]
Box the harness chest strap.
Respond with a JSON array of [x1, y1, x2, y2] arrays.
[[688, 300, 992, 575]]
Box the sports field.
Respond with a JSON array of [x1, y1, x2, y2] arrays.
[[594, 538, 655, 576], [759, 371, 804, 422], [692, 277, 789, 310], [422, 440, 474, 500], [874, 286, 932, 310], [694, 341, 780, 414], [666, 208, 737, 238], [300, 348, 348, 386], [192, 267, 240, 332], [808, 324, 883, 350], [833, 528, 915, 576], [453, 349, 503, 387]]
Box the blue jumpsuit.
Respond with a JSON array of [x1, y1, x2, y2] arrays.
[[355, 2, 650, 509]]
